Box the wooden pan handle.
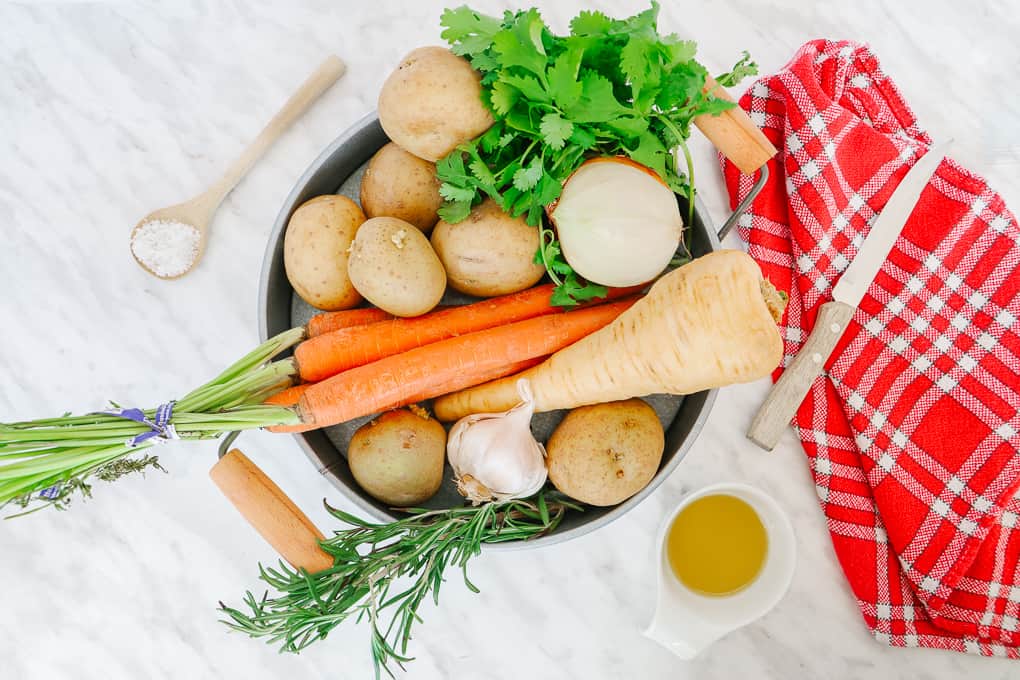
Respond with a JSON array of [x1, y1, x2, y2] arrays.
[[210, 449, 333, 573], [694, 75, 777, 175]]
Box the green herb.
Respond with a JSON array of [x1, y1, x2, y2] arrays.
[[0, 329, 305, 515], [219, 491, 582, 679], [436, 2, 757, 304], [5, 454, 167, 518]]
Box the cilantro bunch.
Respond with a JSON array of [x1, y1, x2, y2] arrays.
[[436, 2, 757, 305]]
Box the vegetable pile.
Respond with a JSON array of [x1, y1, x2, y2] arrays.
[[435, 2, 756, 304], [0, 3, 785, 677]]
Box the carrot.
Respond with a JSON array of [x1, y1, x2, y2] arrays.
[[264, 384, 309, 408], [306, 308, 393, 337], [433, 251, 788, 421], [264, 356, 546, 433], [294, 283, 641, 382], [271, 298, 637, 433]]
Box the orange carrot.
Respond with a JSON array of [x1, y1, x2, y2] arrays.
[[264, 384, 310, 408], [263, 356, 546, 433], [294, 283, 641, 382], [306, 308, 393, 337], [270, 298, 638, 433]]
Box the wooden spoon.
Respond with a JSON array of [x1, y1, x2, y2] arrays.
[[131, 55, 347, 280]]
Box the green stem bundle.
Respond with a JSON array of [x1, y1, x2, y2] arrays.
[[0, 329, 307, 515]]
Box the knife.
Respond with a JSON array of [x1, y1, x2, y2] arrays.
[[747, 141, 951, 451]]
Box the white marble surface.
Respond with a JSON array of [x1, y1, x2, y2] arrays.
[[1, 1, 1018, 678]]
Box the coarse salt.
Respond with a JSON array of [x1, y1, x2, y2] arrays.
[[131, 219, 201, 277]]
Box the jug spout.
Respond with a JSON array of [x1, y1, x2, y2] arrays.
[[643, 607, 728, 659]]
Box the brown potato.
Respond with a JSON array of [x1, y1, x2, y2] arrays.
[[431, 199, 546, 297], [359, 143, 443, 233], [546, 399, 665, 506], [348, 408, 447, 506], [347, 216, 446, 317], [284, 195, 366, 311], [378, 47, 494, 162]]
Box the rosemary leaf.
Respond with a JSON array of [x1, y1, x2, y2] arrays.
[[219, 490, 580, 677]]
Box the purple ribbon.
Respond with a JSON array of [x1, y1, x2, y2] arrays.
[[101, 401, 179, 447], [39, 485, 62, 500]]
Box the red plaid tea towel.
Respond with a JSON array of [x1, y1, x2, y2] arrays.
[[721, 40, 1020, 656]]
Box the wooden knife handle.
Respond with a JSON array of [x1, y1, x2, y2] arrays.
[[747, 301, 856, 450], [210, 449, 333, 573], [694, 75, 778, 175]]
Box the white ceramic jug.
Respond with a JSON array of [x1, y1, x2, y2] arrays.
[[644, 482, 796, 658]]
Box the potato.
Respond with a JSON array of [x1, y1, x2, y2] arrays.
[[347, 216, 446, 317], [378, 47, 494, 162], [284, 195, 366, 311], [348, 408, 447, 506], [359, 143, 443, 233], [431, 199, 546, 297], [546, 399, 665, 506]]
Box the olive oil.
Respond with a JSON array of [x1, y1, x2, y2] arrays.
[[666, 494, 768, 596]]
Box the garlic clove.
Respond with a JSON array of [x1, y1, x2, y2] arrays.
[[447, 380, 548, 505]]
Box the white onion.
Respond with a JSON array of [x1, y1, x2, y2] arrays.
[[550, 158, 683, 287]]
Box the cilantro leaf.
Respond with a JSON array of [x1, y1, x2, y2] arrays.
[[655, 61, 706, 110], [499, 73, 549, 102], [716, 50, 758, 88], [569, 10, 613, 36], [539, 113, 573, 150], [440, 6, 502, 58], [534, 172, 562, 207], [601, 115, 647, 139], [628, 131, 672, 183], [550, 271, 609, 307], [491, 10, 549, 78], [546, 45, 584, 109], [568, 125, 596, 149], [660, 33, 697, 67], [698, 96, 736, 117], [439, 183, 476, 202], [563, 72, 631, 123], [437, 199, 473, 223], [467, 156, 497, 189], [436, 151, 469, 184], [478, 123, 504, 153], [512, 156, 543, 191], [620, 36, 653, 92], [488, 80, 519, 115]]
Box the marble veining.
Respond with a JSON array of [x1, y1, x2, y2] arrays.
[[1, 1, 1018, 678]]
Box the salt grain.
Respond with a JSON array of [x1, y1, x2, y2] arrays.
[[131, 219, 201, 277]]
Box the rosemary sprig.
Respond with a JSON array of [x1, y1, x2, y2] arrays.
[[5, 454, 167, 518], [219, 490, 583, 678]]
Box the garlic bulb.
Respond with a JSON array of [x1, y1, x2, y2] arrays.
[[446, 379, 547, 504]]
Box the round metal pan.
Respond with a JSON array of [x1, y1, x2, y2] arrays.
[[259, 112, 721, 549]]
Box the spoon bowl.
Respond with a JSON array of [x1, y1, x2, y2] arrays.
[[130, 199, 213, 279]]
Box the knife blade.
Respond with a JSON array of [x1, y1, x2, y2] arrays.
[[747, 141, 950, 451]]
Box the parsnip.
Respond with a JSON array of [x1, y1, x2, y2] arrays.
[[433, 250, 786, 421]]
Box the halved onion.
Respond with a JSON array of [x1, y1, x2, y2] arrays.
[[549, 157, 683, 287]]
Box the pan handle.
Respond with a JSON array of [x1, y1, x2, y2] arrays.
[[210, 448, 334, 573], [694, 75, 777, 175], [693, 76, 777, 242]]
